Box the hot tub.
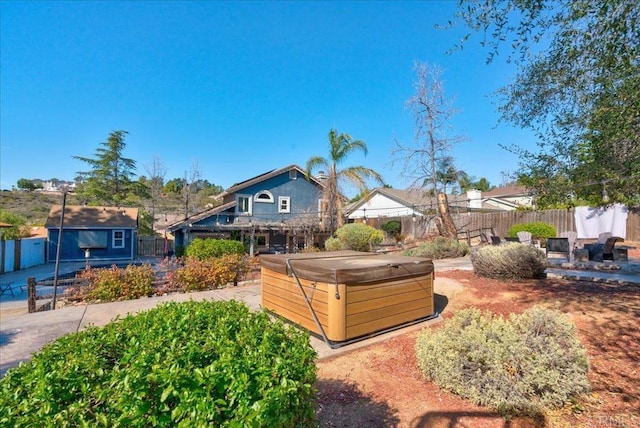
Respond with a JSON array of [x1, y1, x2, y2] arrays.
[[260, 251, 435, 346]]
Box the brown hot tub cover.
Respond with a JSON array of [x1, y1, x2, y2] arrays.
[[260, 250, 434, 285]]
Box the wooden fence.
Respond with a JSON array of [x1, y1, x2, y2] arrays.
[[452, 208, 640, 242], [137, 236, 174, 256]]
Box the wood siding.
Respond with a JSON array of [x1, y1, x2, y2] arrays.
[[261, 267, 434, 342]]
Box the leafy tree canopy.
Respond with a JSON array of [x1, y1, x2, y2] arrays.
[[0, 210, 29, 240], [449, 0, 639, 207], [306, 129, 384, 234], [74, 130, 149, 206], [16, 178, 38, 191]]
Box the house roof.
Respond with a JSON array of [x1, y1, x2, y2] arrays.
[[45, 205, 139, 229], [167, 201, 236, 232], [345, 187, 470, 216], [213, 164, 324, 201], [482, 184, 530, 198]]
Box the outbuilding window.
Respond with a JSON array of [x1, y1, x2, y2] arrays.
[[113, 230, 125, 248]]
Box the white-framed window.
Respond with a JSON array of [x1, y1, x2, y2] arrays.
[[237, 194, 252, 215], [254, 190, 274, 203], [278, 196, 291, 213], [113, 230, 125, 248]]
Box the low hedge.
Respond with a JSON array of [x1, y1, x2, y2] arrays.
[[0, 300, 318, 427], [415, 307, 591, 417], [186, 238, 245, 260], [402, 237, 469, 259], [507, 222, 557, 241], [470, 243, 547, 280]]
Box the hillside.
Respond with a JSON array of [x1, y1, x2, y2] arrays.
[[0, 190, 195, 227]]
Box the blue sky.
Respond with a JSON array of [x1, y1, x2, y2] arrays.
[[1, 1, 536, 196]]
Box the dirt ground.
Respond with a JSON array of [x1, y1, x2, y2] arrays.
[[314, 250, 640, 427]]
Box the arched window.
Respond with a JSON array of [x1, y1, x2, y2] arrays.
[[254, 190, 274, 203]]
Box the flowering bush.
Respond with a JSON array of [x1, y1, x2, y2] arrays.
[[329, 223, 384, 252], [168, 254, 247, 291], [76, 264, 155, 302]]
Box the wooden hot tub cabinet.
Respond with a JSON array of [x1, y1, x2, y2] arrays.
[[260, 251, 435, 345]]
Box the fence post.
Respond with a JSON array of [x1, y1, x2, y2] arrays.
[[27, 277, 36, 313]]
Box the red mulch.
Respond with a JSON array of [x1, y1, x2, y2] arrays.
[[315, 261, 640, 427]]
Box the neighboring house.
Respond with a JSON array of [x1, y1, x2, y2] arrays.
[[153, 213, 183, 237], [344, 186, 532, 239], [479, 185, 534, 211], [345, 187, 457, 239], [45, 206, 139, 262], [167, 164, 330, 254]]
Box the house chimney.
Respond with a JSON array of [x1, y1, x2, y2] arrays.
[[316, 171, 328, 183], [467, 189, 481, 209]]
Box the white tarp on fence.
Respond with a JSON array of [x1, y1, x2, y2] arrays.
[[574, 204, 628, 239]]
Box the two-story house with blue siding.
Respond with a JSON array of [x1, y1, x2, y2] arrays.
[[45, 206, 139, 262], [168, 165, 330, 254]]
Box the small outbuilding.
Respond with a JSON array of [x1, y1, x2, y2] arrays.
[[45, 205, 139, 263]]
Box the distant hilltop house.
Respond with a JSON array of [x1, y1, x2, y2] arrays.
[[45, 205, 139, 262], [168, 164, 331, 254], [39, 180, 77, 192]]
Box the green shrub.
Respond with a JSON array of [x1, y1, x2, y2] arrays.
[[186, 238, 245, 260], [380, 220, 402, 240], [403, 237, 469, 259], [168, 254, 247, 291], [0, 300, 318, 427], [470, 243, 547, 280], [324, 236, 345, 251], [507, 222, 557, 240], [415, 307, 590, 417], [77, 264, 155, 302], [174, 245, 185, 257], [331, 223, 384, 252]]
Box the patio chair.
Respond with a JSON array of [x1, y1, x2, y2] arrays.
[[491, 236, 503, 245], [0, 281, 14, 298], [546, 237, 571, 261], [517, 231, 532, 245], [559, 231, 577, 251], [559, 231, 577, 259], [602, 236, 624, 261], [597, 232, 613, 244]]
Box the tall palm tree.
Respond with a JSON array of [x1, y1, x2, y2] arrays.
[[306, 129, 384, 235]]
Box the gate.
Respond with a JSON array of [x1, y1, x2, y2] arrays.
[[137, 237, 174, 256]]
